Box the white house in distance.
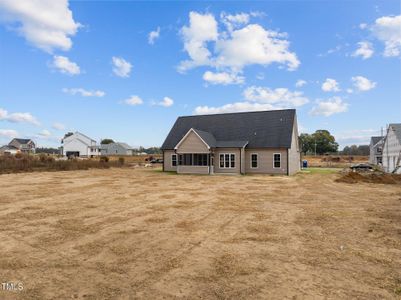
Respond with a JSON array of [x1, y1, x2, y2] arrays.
[[382, 123, 401, 174], [61, 132, 100, 158], [100, 142, 134, 156], [369, 136, 384, 165]]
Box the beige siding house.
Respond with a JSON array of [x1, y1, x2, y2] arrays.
[[161, 109, 300, 175]]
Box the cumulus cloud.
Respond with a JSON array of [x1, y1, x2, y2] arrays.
[[148, 27, 160, 44], [194, 102, 276, 115], [0, 108, 40, 125], [38, 129, 51, 137], [243, 86, 309, 107], [0, 129, 18, 138], [351, 76, 376, 91], [52, 122, 65, 130], [178, 11, 299, 81], [194, 85, 309, 115], [335, 129, 380, 146], [321, 78, 340, 92], [295, 79, 307, 87], [124, 95, 143, 106], [156, 97, 174, 107], [62, 88, 105, 97], [310, 97, 348, 116], [203, 71, 244, 85], [178, 12, 218, 72], [52, 55, 80, 75], [220, 12, 250, 32], [352, 41, 374, 59], [371, 15, 401, 57], [0, 0, 80, 52], [112, 56, 132, 78]]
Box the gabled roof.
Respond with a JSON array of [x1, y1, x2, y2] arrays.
[[192, 129, 216, 147], [117, 142, 134, 150], [371, 136, 384, 146], [162, 109, 296, 150], [100, 142, 134, 150], [10, 138, 33, 145], [0, 145, 18, 150]]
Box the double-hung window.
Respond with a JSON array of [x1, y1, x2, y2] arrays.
[[219, 153, 235, 168], [273, 153, 281, 168], [251, 154, 258, 168], [172, 154, 177, 166]]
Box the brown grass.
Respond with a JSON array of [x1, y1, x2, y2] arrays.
[[0, 168, 400, 299]]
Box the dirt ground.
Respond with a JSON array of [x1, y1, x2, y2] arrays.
[[0, 168, 400, 299]]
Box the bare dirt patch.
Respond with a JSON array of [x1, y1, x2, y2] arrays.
[[0, 168, 400, 299]]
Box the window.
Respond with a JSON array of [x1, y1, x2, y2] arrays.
[[219, 153, 235, 168], [193, 154, 208, 166], [172, 154, 177, 166], [251, 154, 258, 168], [273, 153, 281, 168], [220, 154, 224, 168], [178, 154, 207, 166]]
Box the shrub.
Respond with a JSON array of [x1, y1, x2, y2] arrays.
[[118, 157, 125, 165], [100, 156, 109, 163]]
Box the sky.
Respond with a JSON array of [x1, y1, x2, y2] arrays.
[[0, 0, 400, 149]]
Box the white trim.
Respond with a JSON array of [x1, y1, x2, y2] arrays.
[[273, 153, 281, 169], [219, 153, 236, 169], [250, 153, 258, 169], [174, 128, 210, 150], [171, 154, 177, 167]]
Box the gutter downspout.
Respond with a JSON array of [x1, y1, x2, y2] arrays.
[[162, 150, 165, 172], [287, 148, 290, 176]]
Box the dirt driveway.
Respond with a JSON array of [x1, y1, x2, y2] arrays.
[[0, 168, 400, 299]]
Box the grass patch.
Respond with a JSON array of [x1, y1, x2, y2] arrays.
[[300, 167, 341, 174]]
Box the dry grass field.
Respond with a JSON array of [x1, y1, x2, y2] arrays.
[[0, 168, 400, 299]]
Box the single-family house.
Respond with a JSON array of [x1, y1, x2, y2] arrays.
[[100, 142, 134, 156], [0, 145, 19, 155], [369, 136, 384, 165], [8, 138, 36, 153], [382, 123, 401, 174], [61, 132, 100, 157], [161, 109, 300, 175]]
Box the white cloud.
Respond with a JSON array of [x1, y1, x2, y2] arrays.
[[351, 76, 376, 91], [359, 23, 368, 29], [203, 71, 244, 85], [156, 97, 174, 107], [220, 12, 250, 32], [52, 122, 65, 130], [321, 78, 340, 92], [352, 41, 374, 59], [148, 27, 160, 44], [194, 102, 277, 115], [112, 56, 132, 78], [0, 108, 40, 125], [295, 79, 307, 87], [194, 85, 309, 115], [371, 15, 401, 57], [335, 129, 380, 146], [178, 12, 218, 72], [310, 97, 348, 117], [124, 95, 143, 106], [178, 11, 299, 75], [243, 86, 309, 107], [38, 129, 51, 137], [62, 88, 105, 97], [52, 55, 80, 75], [0, 129, 18, 138], [0, 0, 80, 52]]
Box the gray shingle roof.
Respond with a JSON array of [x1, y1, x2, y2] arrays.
[[12, 138, 32, 144], [192, 129, 216, 147], [161, 109, 296, 150], [371, 136, 384, 146]]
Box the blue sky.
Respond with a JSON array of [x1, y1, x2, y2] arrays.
[[0, 0, 400, 148]]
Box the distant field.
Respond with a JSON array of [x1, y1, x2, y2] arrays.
[[0, 168, 400, 299], [303, 155, 369, 168]]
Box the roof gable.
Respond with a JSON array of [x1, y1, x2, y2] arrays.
[[162, 109, 296, 150]]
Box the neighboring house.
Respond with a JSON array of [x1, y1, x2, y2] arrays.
[[369, 136, 384, 165], [8, 138, 36, 153], [100, 142, 134, 156], [0, 145, 19, 155], [61, 132, 100, 157], [161, 109, 300, 175], [382, 123, 401, 174]]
